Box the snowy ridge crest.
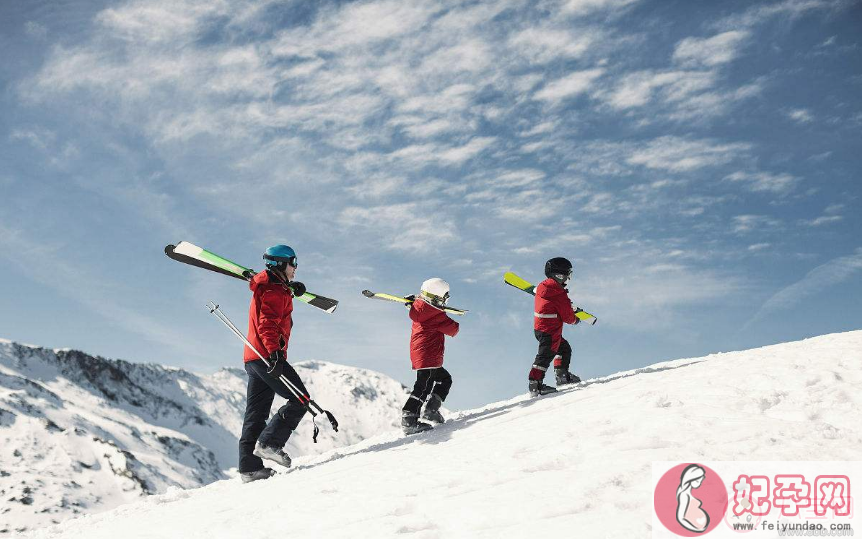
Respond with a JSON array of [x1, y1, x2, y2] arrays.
[[0, 340, 407, 535]]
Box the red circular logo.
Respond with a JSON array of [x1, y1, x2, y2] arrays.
[[654, 463, 728, 536]]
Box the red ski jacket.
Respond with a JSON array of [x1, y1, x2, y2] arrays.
[[408, 298, 459, 370], [533, 278, 577, 335], [244, 270, 293, 362]]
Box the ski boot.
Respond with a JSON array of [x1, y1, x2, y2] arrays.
[[421, 394, 445, 425], [240, 467, 276, 484], [555, 369, 581, 387], [253, 442, 292, 468], [529, 379, 558, 398], [402, 411, 433, 435]]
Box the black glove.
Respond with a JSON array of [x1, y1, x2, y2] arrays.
[[289, 281, 307, 297], [266, 349, 286, 378], [403, 294, 416, 308]]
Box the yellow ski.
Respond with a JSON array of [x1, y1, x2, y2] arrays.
[[503, 272, 597, 325]]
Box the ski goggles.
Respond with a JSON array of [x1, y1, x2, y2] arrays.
[[420, 290, 450, 305], [264, 254, 298, 268]]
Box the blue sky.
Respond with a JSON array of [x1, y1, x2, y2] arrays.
[[1, 0, 860, 408]]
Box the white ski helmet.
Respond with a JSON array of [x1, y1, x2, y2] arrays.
[[420, 278, 450, 307]]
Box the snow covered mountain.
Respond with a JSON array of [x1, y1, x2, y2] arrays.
[[0, 339, 408, 535], [17, 330, 862, 539]]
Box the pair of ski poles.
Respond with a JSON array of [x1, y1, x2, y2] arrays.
[[206, 301, 339, 443]]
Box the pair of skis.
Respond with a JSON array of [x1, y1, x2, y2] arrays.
[[503, 272, 597, 325], [165, 242, 339, 313], [361, 290, 469, 316]]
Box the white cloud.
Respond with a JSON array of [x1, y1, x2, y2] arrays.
[[715, 0, 841, 30], [786, 108, 814, 123], [519, 120, 558, 137], [438, 137, 497, 165], [747, 248, 862, 325], [748, 243, 771, 252], [534, 68, 604, 104], [508, 27, 596, 64], [732, 214, 780, 234], [725, 171, 799, 194], [602, 68, 762, 121], [338, 202, 458, 251], [583, 261, 745, 330], [605, 70, 716, 110], [672, 31, 750, 67], [347, 176, 406, 200], [801, 215, 843, 227], [96, 1, 221, 43], [9, 128, 55, 150], [559, 0, 641, 16], [627, 136, 750, 172], [274, 1, 440, 56], [486, 169, 547, 188]]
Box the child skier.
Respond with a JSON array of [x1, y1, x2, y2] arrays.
[[529, 257, 581, 397], [238, 244, 310, 483], [401, 278, 460, 435]]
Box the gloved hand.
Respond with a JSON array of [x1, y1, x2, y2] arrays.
[[573, 307, 583, 325], [403, 294, 416, 308], [288, 281, 306, 297], [266, 349, 286, 378]]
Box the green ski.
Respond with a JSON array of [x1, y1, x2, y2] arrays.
[[503, 271, 597, 325], [165, 241, 339, 314], [361, 290, 468, 316]]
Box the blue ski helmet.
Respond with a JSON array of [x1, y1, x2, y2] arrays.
[[263, 245, 297, 269]]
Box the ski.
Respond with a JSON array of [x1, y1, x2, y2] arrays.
[[165, 242, 339, 314], [503, 271, 597, 325], [361, 290, 468, 316]]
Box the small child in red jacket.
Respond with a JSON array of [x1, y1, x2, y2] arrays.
[[529, 257, 581, 397], [401, 278, 460, 435]]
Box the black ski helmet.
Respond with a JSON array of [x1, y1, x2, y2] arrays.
[[545, 257, 573, 283]]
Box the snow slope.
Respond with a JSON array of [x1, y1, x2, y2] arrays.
[[21, 330, 862, 538], [0, 339, 408, 534]]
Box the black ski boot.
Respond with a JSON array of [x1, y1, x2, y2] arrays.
[[421, 394, 445, 425], [240, 467, 276, 484], [529, 379, 558, 398], [555, 369, 581, 387], [253, 442, 292, 468], [402, 411, 433, 435]]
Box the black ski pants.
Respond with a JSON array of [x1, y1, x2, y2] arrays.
[[531, 330, 572, 380], [402, 367, 452, 415], [238, 359, 308, 473]]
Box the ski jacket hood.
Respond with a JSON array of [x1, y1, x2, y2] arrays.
[[244, 270, 293, 362], [534, 277, 577, 335], [408, 298, 459, 370]]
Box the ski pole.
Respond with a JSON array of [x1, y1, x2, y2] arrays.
[[206, 302, 339, 441], [209, 303, 340, 431], [209, 303, 310, 406]]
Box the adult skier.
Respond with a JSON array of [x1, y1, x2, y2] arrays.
[[529, 257, 581, 397], [238, 245, 310, 483], [401, 278, 460, 435]]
